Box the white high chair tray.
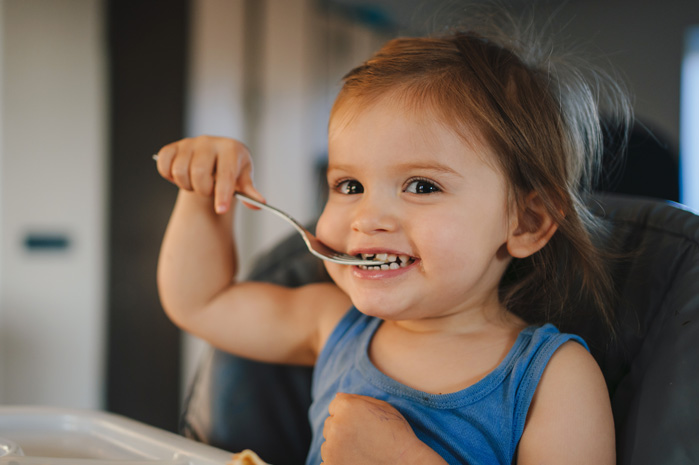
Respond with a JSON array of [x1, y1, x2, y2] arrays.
[[0, 406, 232, 464]]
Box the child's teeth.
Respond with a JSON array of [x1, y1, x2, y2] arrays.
[[356, 252, 416, 270], [357, 256, 414, 270]]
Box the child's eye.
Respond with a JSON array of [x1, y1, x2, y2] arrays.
[[405, 178, 441, 194], [335, 179, 364, 195]]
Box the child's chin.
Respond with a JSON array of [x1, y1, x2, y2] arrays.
[[354, 302, 407, 321]]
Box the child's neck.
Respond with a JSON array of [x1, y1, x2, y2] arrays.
[[369, 309, 528, 395]]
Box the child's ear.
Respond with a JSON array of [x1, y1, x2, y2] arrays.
[[507, 192, 558, 258]]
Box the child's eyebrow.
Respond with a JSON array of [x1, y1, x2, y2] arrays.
[[327, 162, 462, 177], [395, 162, 462, 177]]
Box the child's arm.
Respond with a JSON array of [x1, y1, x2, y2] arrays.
[[517, 342, 615, 464], [155, 136, 350, 365]]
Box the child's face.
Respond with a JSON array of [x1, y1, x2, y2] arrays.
[[316, 97, 516, 324]]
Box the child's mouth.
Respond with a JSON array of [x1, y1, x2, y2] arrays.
[[355, 253, 416, 270]]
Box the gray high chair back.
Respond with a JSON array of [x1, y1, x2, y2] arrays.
[[180, 193, 699, 465]]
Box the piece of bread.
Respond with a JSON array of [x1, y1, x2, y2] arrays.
[[228, 449, 269, 465]]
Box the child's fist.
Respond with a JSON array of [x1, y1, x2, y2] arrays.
[[155, 135, 264, 214], [320, 393, 427, 465]]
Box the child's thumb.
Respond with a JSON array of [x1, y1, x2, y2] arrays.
[[234, 179, 266, 212]]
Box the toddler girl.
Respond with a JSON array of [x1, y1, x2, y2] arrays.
[[156, 16, 627, 465]]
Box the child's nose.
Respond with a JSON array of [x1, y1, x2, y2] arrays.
[[350, 196, 398, 234]]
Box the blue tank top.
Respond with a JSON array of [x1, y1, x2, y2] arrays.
[[306, 307, 587, 465]]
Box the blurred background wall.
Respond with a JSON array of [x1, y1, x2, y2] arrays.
[[0, 0, 107, 412], [0, 0, 697, 432]]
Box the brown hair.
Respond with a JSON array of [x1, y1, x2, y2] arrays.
[[330, 17, 631, 332]]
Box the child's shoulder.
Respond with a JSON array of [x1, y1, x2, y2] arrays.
[[518, 338, 615, 463], [537, 337, 599, 384], [515, 325, 600, 412]]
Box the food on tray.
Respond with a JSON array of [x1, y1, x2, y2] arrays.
[[228, 449, 269, 465]]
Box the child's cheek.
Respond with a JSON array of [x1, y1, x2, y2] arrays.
[[323, 261, 346, 293], [316, 205, 345, 250], [315, 213, 331, 245]]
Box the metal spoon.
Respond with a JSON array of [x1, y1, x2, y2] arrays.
[[233, 192, 387, 266]]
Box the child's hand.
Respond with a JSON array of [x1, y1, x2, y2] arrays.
[[155, 135, 264, 214], [321, 393, 447, 465]]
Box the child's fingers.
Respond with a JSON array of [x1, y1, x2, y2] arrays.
[[156, 136, 264, 214], [213, 157, 235, 214], [236, 158, 265, 204], [235, 161, 266, 212], [213, 142, 264, 214], [171, 144, 195, 191], [189, 145, 217, 197], [212, 158, 261, 214], [155, 143, 178, 181]]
